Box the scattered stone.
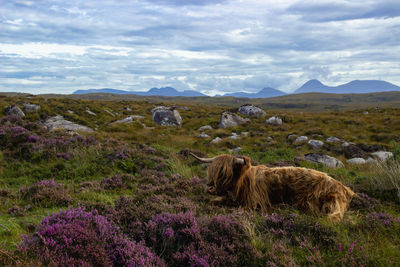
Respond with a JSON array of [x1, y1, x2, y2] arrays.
[[308, 139, 324, 149], [210, 137, 222, 144], [363, 111, 369, 115], [287, 134, 298, 142], [241, 132, 249, 137], [347, 158, 366, 164], [44, 115, 93, 132], [326, 136, 341, 143], [358, 144, 387, 152], [111, 116, 137, 124], [124, 107, 132, 112], [265, 116, 282, 125], [229, 133, 241, 140], [197, 133, 210, 138], [23, 103, 40, 113], [237, 104, 266, 117], [365, 157, 377, 164], [104, 109, 115, 117], [86, 109, 96, 116], [67, 110, 74, 114], [152, 106, 182, 126], [198, 125, 213, 131], [371, 151, 394, 161], [219, 112, 250, 128], [294, 136, 308, 145], [304, 153, 344, 168], [342, 142, 350, 147], [229, 147, 242, 153], [5, 105, 25, 118], [267, 136, 274, 142]]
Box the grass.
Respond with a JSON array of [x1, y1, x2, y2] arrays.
[[0, 94, 399, 265]]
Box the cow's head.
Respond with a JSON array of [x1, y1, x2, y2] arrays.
[[190, 153, 251, 195]]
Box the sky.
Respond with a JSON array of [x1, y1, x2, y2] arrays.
[[1, 0, 400, 95]]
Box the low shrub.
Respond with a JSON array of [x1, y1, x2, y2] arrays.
[[20, 179, 72, 207], [21, 207, 164, 266]]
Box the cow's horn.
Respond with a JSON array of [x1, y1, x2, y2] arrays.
[[189, 152, 215, 163], [234, 157, 245, 165]]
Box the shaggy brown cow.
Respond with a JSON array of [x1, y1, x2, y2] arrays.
[[191, 153, 354, 221]]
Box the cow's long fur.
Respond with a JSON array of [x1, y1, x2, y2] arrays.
[[206, 154, 354, 221]]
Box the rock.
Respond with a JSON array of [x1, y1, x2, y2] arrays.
[[342, 142, 350, 147], [229, 133, 241, 140], [304, 153, 344, 168], [67, 110, 74, 114], [365, 157, 377, 164], [23, 103, 40, 113], [86, 109, 96, 116], [267, 136, 274, 142], [343, 144, 368, 159], [363, 111, 369, 115], [326, 136, 341, 143], [198, 125, 213, 131], [131, 115, 144, 119], [358, 144, 387, 152], [219, 112, 250, 128], [238, 104, 266, 117], [5, 105, 25, 118], [229, 147, 242, 153], [287, 134, 298, 142], [241, 132, 249, 137], [111, 116, 139, 124], [44, 115, 93, 132], [197, 133, 210, 138], [265, 116, 282, 125], [294, 136, 308, 145], [371, 151, 393, 161], [152, 106, 182, 126], [308, 139, 324, 149], [210, 137, 222, 144], [104, 109, 115, 117], [124, 107, 132, 111], [347, 158, 366, 164]]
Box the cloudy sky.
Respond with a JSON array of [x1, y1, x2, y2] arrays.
[[1, 0, 400, 95]]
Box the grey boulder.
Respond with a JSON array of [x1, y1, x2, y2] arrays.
[[265, 116, 282, 125], [238, 104, 266, 117], [152, 107, 182, 126], [308, 139, 324, 149], [24, 103, 40, 113], [304, 153, 344, 168], [219, 112, 250, 128], [5, 105, 25, 118], [44, 115, 93, 132]]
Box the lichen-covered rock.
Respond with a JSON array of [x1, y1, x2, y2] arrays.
[[304, 153, 344, 168], [210, 137, 223, 144], [294, 136, 308, 145], [326, 136, 341, 143], [197, 133, 210, 138], [238, 104, 266, 117], [308, 139, 324, 149], [23, 103, 40, 113], [219, 112, 250, 128], [347, 158, 366, 164], [265, 116, 282, 125], [371, 151, 393, 161], [152, 106, 182, 126], [5, 105, 25, 118], [198, 125, 213, 131], [44, 115, 93, 132]]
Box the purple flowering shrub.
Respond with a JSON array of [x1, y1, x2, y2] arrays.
[[335, 240, 367, 266], [101, 173, 136, 190], [349, 193, 382, 212], [7, 205, 25, 217], [131, 211, 260, 266], [21, 207, 165, 266], [258, 212, 337, 248], [20, 179, 72, 207], [362, 212, 400, 231]]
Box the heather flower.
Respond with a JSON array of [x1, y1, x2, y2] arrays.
[[56, 152, 72, 160], [20, 179, 72, 207], [27, 135, 39, 143], [7, 205, 25, 217], [101, 174, 136, 190], [21, 207, 164, 266], [350, 193, 381, 212]]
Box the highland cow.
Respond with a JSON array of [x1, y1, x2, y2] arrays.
[[191, 153, 354, 221]]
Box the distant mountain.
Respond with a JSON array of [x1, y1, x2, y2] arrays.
[[73, 87, 206, 97], [294, 80, 400, 94], [224, 87, 286, 98]]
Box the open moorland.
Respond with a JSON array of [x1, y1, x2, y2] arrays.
[[0, 93, 399, 266]]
